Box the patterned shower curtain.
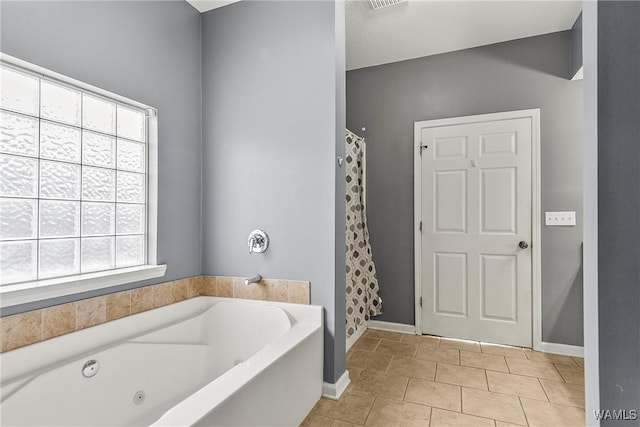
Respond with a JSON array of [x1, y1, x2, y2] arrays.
[[345, 129, 382, 339]]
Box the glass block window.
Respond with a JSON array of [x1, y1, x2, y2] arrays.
[[0, 65, 149, 285]]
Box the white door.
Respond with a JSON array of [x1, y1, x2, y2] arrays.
[[417, 115, 532, 347]]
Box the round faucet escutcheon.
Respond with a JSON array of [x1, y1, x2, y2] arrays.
[[248, 229, 269, 254]]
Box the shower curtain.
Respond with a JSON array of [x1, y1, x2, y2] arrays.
[[345, 129, 382, 339]]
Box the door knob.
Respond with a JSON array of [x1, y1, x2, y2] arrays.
[[519, 241, 529, 249]]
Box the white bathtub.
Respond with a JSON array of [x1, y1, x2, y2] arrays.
[[0, 296, 323, 426]]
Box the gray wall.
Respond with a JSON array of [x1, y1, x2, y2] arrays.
[[570, 12, 583, 79], [0, 1, 203, 314], [200, 1, 346, 383], [598, 1, 640, 423], [347, 31, 584, 346]]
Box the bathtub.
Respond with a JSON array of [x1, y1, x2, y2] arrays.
[[0, 296, 323, 426]]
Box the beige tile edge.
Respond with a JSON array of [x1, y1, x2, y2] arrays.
[[1, 275, 310, 353]]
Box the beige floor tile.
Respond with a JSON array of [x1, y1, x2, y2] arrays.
[[375, 339, 418, 357], [365, 329, 404, 342], [351, 337, 381, 352], [462, 388, 527, 425], [401, 334, 440, 348], [539, 379, 585, 407], [440, 337, 482, 352], [461, 351, 509, 373], [346, 367, 364, 394], [312, 392, 375, 425], [520, 397, 585, 426], [572, 357, 584, 367], [301, 413, 335, 427], [333, 421, 365, 427], [485, 370, 548, 401], [350, 367, 364, 381], [351, 370, 410, 400], [404, 378, 461, 412], [387, 356, 436, 381], [415, 346, 460, 364], [480, 343, 527, 359], [524, 349, 578, 366], [485, 370, 547, 401], [505, 357, 563, 381], [430, 408, 495, 427], [347, 350, 393, 372], [495, 421, 526, 427], [364, 397, 431, 427], [554, 363, 584, 385], [436, 363, 488, 390]]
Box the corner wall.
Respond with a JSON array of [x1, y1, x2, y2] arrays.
[[200, 1, 346, 383], [597, 1, 640, 422], [347, 31, 584, 346]]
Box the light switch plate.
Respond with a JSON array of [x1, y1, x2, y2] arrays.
[[545, 211, 576, 226]]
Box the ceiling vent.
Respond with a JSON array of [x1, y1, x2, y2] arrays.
[[368, 0, 407, 10]]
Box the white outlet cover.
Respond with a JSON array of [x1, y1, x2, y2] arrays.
[[545, 211, 576, 226]]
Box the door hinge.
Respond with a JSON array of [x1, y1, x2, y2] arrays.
[[419, 144, 428, 156], [419, 221, 422, 232], [419, 297, 423, 307]]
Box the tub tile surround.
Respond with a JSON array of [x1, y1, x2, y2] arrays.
[[302, 330, 586, 426], [0, 275, 309, 352]]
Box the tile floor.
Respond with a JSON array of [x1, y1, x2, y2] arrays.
[[301, 330, 585, 427]]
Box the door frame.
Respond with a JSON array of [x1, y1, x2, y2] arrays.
[[413, 109, 542, 350]]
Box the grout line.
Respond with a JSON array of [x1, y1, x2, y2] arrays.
[[382, 357, 390, 375], [505, 357, 513, 374], [551, 363, 567, 383], [517, 396, 531, 426], [460, 383, 548, 403], [127, 288, 133, 314], [538, 377, 551, 402], [74, 300, 79, 331], [404, 378, 413, 402], [39, 309, 43, 341], [567, 357, 580, 368], [362, 395, 377, 426]]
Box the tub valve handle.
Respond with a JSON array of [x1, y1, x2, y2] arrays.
[[248, 229, 269, 254]]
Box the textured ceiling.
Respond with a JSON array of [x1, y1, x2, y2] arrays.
[[346, 0, 582, 70]]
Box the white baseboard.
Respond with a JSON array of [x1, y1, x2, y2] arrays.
[[367, 320, 416, 334], [346, 325, 368, 352], [322, 370, 350, 400], [540, 341, 584, 358]]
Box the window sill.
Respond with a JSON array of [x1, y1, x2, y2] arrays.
[[0, 265, 167, 309]]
